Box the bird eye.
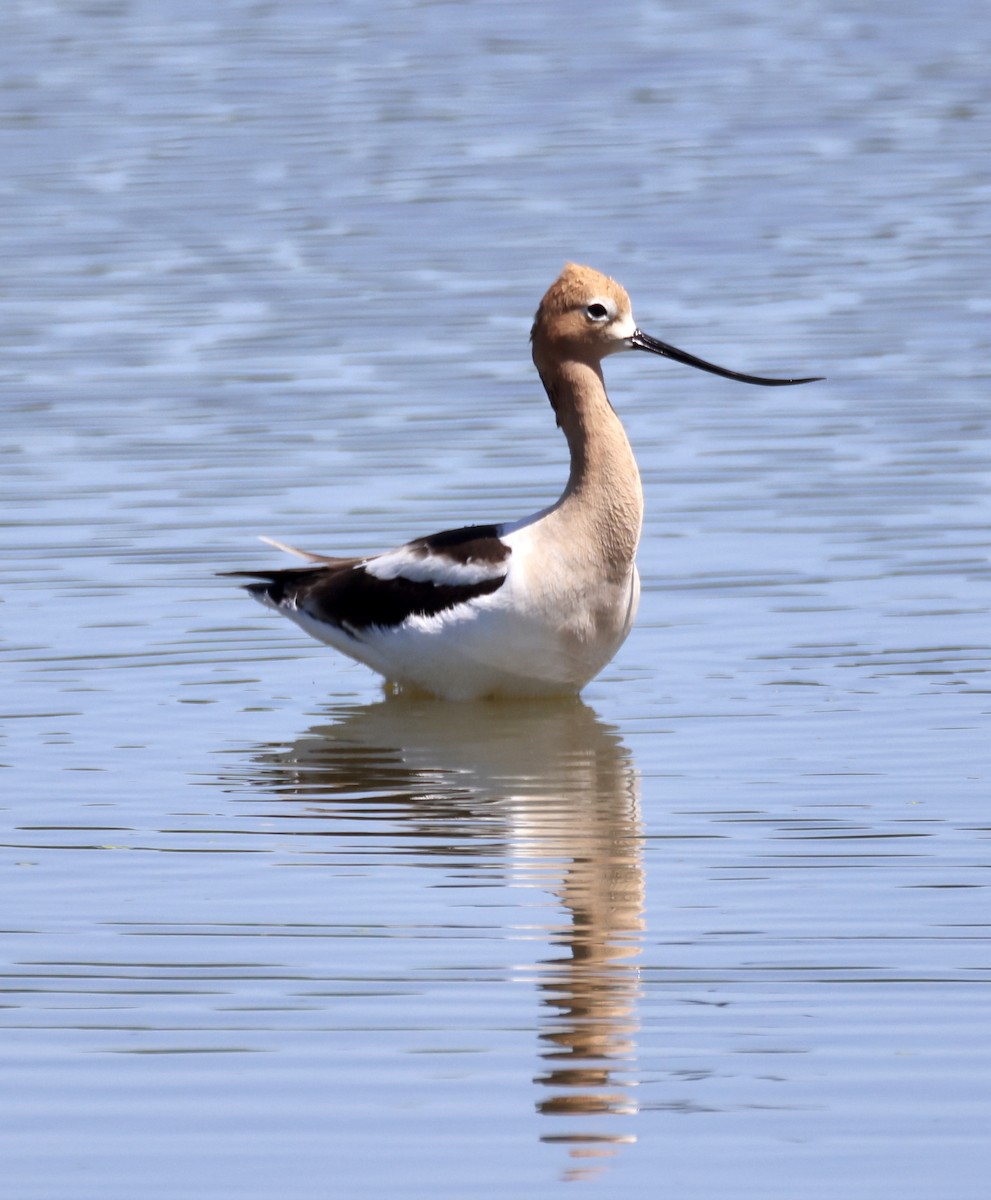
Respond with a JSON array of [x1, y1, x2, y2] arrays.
[[585, 302, 610, 321]]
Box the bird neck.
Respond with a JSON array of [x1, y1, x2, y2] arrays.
[[539, 358, 644, 575]]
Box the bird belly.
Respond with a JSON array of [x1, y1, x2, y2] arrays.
[[280, 560, 638, 700]]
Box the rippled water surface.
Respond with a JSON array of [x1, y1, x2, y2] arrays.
[[2, 1, 990, 1196]]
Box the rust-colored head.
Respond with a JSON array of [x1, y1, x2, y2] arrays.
[[530, 263, 636, 373], [530, 262, 824, 388]]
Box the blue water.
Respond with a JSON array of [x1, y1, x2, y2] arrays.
[[2, 1, 990, 1196]]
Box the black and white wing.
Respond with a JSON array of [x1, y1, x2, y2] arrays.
[[233, 524, 511, 634]]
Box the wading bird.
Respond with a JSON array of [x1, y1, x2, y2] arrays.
[[231, 264, 820, 699]]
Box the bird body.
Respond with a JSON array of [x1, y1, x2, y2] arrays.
[[233, 264, 818, 699]]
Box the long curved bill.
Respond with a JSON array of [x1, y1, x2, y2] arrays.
[[630, 329, 823, 387]]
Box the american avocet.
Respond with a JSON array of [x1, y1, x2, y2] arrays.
[[232, 264, 820, 700]]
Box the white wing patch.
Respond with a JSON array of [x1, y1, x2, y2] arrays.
[[363, 544, 508, 587]]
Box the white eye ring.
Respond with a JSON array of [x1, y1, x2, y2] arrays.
[[585, 300, 612, 322]]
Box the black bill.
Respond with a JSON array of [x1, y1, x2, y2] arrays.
[[630, 329, 823, 387]]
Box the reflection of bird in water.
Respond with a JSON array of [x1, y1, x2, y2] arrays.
[[230, 263, 819, 699], [241, 695, 644, 1181]]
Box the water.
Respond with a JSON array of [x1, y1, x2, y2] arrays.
[[2, 0, 990, 1195]]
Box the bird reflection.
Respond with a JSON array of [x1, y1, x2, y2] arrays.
[[240, 694, 643, 1180]]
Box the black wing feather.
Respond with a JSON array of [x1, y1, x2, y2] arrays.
[[232, 524, 510, 631]]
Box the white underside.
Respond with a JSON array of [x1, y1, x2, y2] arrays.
[[259, 524, 640, 701]]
